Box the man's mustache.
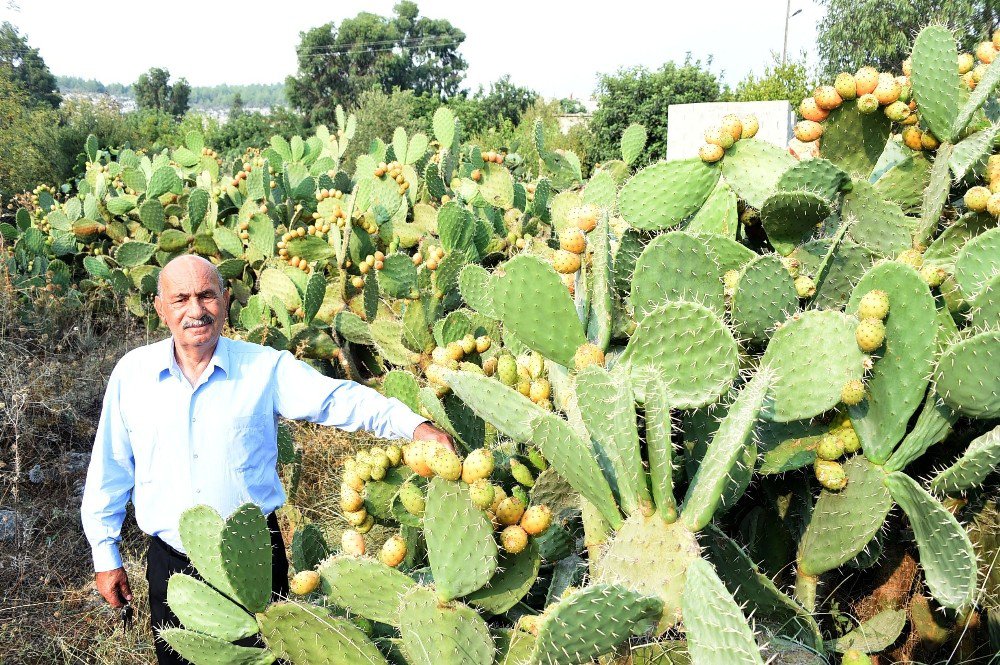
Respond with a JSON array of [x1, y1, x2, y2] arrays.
[[182, 314, 215, 329]]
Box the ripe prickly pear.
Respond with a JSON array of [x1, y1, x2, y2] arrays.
[[855, 67, 879, 95], [559, 228, 587, 254], [965, 186, 991, 212], [884, 100, 910, 122], [799, 97, 830, 122], [552, 249, 582, 274], [379, 535, 407, 567], [574, 343, 605, 370], [699, 144, 725, 163], [834, 72, 858, 100], [841, 379, 866, 406], [720, 114, 743, 142], [704, 126, 735, 149], [520, 505, 552, 535], [385, 444, 402, 466], [873, 74, 901, 104], [841, 649, 872, 665], [428, 447, 463, 481], [814, 85, 843, 111], [489, 484, 508, 513], [342, 530, 365, 556], [902, 126, 924, 150], [896, 249, 924, 270], [858, 289, 889, 320], [496, 496, 526, 525], [340, 485, 364, 513], [469, 479, 495, 510], [814, 459, 848, 491], [500, 525, 529, 554], [403, 441, 435, 478], [399, 481, 426, 517], [462, 448, 495, 484], [289, 570, 321, 595], [739, 114, 759, 138], [855, 319, 886, 352], [344, 508, 368, 527]]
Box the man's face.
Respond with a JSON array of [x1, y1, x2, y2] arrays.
[[154, 258, 229, 350]]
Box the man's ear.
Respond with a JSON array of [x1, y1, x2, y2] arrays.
[[153, 295, 163, 320]]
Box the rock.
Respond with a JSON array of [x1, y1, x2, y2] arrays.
[[28, 464, 44, 484], [0, 510, 18, 542]]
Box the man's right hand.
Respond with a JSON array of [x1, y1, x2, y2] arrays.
[[95, 567, 133, 608]]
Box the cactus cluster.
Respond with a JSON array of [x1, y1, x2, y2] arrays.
[[3, 23, 1000, 665]]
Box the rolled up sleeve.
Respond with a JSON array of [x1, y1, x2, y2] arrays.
[[272, 351, 425, 440], [80, 366, 135, 572]]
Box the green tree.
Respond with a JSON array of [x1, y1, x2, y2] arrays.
[[0, 70, 60, 197], [133, 67, 190, 116], [229, 92, 246, 119], [342, 87, 428, 170], [589, 56, 722, 164], [209, 107, 304, 160], [559, 98, 588, 114], [730, 54, 814, 108], [0, 21, 60, 108], [816, 0, 997, 78], [286, 2, 466, 125]]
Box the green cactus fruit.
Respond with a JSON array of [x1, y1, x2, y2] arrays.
[[399, 481, 426, 517], [855, 318, 885, 352], [510, 459, 536, 487], [529, 584, 663, 665], [428, 447, 462, 481], [469, 478, 495, 510], [497, 353, 518, 386], [816, 433, 845, 461], [842, 649, 872, 665], [461, 447, 494, 483], [857, 289, 889, 320], [814, 459, 848, 490], [794, 274, 817, 298], [839, 427, 862, 454], [841, 379, 866, 405]]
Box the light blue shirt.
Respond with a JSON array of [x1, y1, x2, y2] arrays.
[[80, 335, 426, 572]]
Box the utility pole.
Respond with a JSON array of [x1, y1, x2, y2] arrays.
[[782, 0, 802, 65]]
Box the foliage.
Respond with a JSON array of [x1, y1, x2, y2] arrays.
[[133, 67, 191, 117], [559, 98, 588, 114], [589, 56, 722, 165], [0, 21, 60, 109], [57, 77, 288, 110], [816, 0, 998, 78], [286, 1, 466, 125], [341, 88, 429, 170], [229, 93, 245, 119], [208, 108, 305, 160], [728, 53, 815, 108], [0, 71, 60, 198]]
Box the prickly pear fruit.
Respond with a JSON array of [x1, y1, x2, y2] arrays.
[[355, 462, 373, 482], [814, 85, 843, 110], [884, 100, 910, 122], [794, 120, 824, 142], [559, 228, 587, 254], [497, 354, 518, 386], [489, 485, 508, 513], [403, 441, 435, 478], [856, 93, 879, 114], [781, 256, 801, 278], [920, 265, 946, 287], [462, 448, 495, 484], [902, 126, 923, 150], [855, 67, 879, 95], [816, 433, 845, 461], [527, 448, 548, 471], [385, 444, 402, 466], [958, 52, 975, 74], [704, 126, 735, 149], [345, 508, 368, 527], [341, 485, 364, 513], [834, 72, 858, 99], [739, 114, 760, 138], [699, 144, 725, 163], [815, 459, 848, 491], [855, 319, 886, 352], [965, 186, 991, 212], [469, 479, 495, 510], [920, 131, 940, 151], [342, 530, 365, 556], [573, 204, 599, 233], [496, 496, 526, 525], [574, 342, 605, 370], [428, 447, 463, 481], [528, 379, 551, 403], [399, 481, 426, 517], [500, 525, 529, 554], [799, 97, 830, 122], [289, 570, 321, 595], [842, 649, 872, 665], [838, 427, 861, 454], [369, 463, 387, 481], [379, 535, 407, 568], [896, 249, 923, 270], [510, 459, 536, 487], [525, 353, 545, 379], [858, 289, 889, 320], [520, 505, 553, 535], [795, 275, 817, 298], [841, 379, 866, 406], [873, 74, 902, 104], [357, 514, 375, 534], [720, 114, 743, 142], [343, 469, 365, 493], [512, 485, 530, 507]]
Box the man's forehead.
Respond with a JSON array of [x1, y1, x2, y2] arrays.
[[160, 259, 222, 294]]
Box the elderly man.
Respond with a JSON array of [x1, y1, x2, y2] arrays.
[[81, 254, 452, 664]]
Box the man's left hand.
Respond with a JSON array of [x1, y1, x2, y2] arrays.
[[413, 422, 455, 453]]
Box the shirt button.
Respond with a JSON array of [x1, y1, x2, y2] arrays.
[[195, 489, 201, 494], [191, 417, 196, 422], [193, 454, 199, 459]]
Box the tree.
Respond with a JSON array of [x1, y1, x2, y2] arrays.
[[0, 22, 60, 108], [816, 0, 997, 78], [559, 98, 588, 114], [229, 92, 245, 118], [286, 2, 467, 125], [589, 56, 722, 164], [730, 53, 814, 108], [133, 67, 189, 116], [0, 70, 60, 197]]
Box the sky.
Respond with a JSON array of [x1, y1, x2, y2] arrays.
[[1, 0, 825, 99]]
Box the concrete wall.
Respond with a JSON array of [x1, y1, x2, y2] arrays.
[[666, 100, 794, 161]]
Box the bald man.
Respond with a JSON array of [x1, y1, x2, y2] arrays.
[[81, 255, 452, 664]]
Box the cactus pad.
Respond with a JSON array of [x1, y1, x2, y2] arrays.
[[720, 139, 795, 209], [399, 587, 494, 665], [618, 159, 720, 230], [643, 377, 676, 514], [458, 263, 500, 319], [424, 477, 498, 601], [798, 457, 891, 576], [934, 329, 1000, 418], [687, 180, 738, 237], [445, 369, 545, 443], [847, 263, 937, 463], [681, 558, 765, 665], [497, 255, 587, 367], [529, 584, 663, 664], [760, 191, 832, 256], [931, 425, 1000, 494], [911, 25, 962, 143], [730, 255, 798, 343], [841, 180, 914, 257], [761, 310, 867, 422], [575, 365, 650, 514], [317, 555, 415, 626], [258, 601, 387, 665], [621, 301, 738, 409], [777, 157, 850, 201], [159, 628, 275, 665], [631, 231, 725, 317], [954, 227, 1000, 300], [466, 540, 541, 614], [594, 513, 700, 630], [793, 239, 877, 310], [820, 104, 892, 178], [886, 472, 976, 609], [831, 608, 907, 654], [166, 573, 259, 642]]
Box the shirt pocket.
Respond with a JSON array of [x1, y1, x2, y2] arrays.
[[222, 413, 272, 475], [128, 419, 160, 484]]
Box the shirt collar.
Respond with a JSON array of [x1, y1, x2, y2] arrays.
[[158, 335, 231, 382]]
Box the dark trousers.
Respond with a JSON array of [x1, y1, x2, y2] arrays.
[[145, 512, 289, 665]]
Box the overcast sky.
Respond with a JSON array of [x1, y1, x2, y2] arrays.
[[1, 0, 824, 99]]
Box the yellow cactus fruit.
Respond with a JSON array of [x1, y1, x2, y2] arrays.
[[574, 342, 605, 370], [834, 72, 858, 100], [559, 228, 587, 254], [704, 126, 735, 149], [340, 485, 365, 513], [873, 73, 902, 105], [794, 120, 824, 143], [720, 114, 744, 142], [341, 530, 365, 556], [496, 496, 526, 525], [965, 186, 991, 212], [902, 126, 924, 151], [520, 505, 553, 535], [379, 535, 407, 568], [699, 144, 725, 163], [462, 448, 495, 484], [854, 67, 880, 95], [289, 570, 321, 595], [553, 249, 582, 274], [799, 97, 830, 122], [739, 114, 760, 138], [500, 525, 529, 554], [813, 85, 843, 111]]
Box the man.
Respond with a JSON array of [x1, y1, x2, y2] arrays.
[[81, 255, 452, 664]]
